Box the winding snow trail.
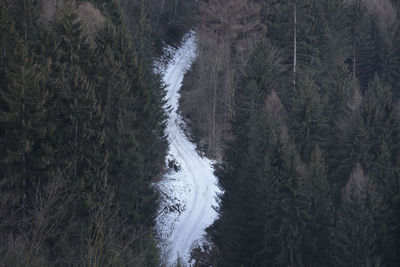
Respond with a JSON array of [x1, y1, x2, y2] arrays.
[[155, 34, 221, 266]]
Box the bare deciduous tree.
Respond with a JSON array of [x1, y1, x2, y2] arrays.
[[183, 0, 265, 158]]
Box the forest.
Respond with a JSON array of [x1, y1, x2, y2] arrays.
[[179, 0, 400, 266], [1, 0, 400, 266], [0, 0, 195, 265]]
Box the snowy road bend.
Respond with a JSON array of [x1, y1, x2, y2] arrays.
[[155, 34, 221, 266]]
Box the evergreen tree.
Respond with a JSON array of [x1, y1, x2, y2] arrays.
[[385, 26, 400, 101], [210, 43, 285, 266], [289, 72, 327, 162], [331, 164, 381, 266], [9, 0, 41, 46], [0, 34, 50, 206], [263, 135, 304, 267], [361, 75, 399, 172], [332, 193, 379, 266], [0, 0, 181, 265], [324, 59, 358, 187], [356, 16, 383, 93], [300, 146, 332, 266], [206, 0, 400, 265], [368, 140, 400, 265]]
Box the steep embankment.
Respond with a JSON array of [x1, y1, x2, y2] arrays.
[[156, 34, 221, 266]]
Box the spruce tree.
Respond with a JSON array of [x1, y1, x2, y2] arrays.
[[385, 26, 400, 101], [289, 72, 327, 162], [0, 36, 50, 206], [361, 75, 399, 171], [324, 59, 358, 187], [210, 43, 285, 266], [9, 0, 40, 46], [356, 17, 383, 93], [263, 129, 305, 267], [331, 164, 381, 266], [300, 146, 332, 266], [369, 140, 400, 265]]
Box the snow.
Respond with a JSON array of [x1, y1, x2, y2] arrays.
[[155, 33, 221, 266]]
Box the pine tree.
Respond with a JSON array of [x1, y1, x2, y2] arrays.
[[300, 146, 332, 266], [368, 140, 400, 265], [356, 16, 383, 93], [205, 0, 400, 265], [9, 0, 40, 46], [0, 0, 175, 265], [71, 67, 106, 192], [289, 72, 327, 162], [264, 133, 305, 267], [51, 4, 97, 176], [0, 35, 50, 207], [331, 164, 381, 266], [45, 4, 108, 217], [324, 59, 358, 186], [92, 24, 126, 189], [0, 1, 18, 157], [361, 75, 399, 172], [210, 43, 285, 266], [384, 25, 400, 101]]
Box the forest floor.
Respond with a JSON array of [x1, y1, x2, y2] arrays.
[[155, 33, 221, 266]]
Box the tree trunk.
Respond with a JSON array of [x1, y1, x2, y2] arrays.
[[353, 41, 356, 80], [154, 0, 166, 27], [74, 119, 77, 180], [24, 3, 27, 41], [212, 60, 217, 154], [22, 68, 26, 205], [293, 0, 297, 90]]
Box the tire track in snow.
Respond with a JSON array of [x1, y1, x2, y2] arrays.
[[155, 34, 221, 266]]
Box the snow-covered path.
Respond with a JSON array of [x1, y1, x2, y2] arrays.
[[155, 34, 221, 266]]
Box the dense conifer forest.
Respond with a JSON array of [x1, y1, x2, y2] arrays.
[[1, 0, 400, 266], [180, 0, 400, 266], [0, 0, 195, 265]]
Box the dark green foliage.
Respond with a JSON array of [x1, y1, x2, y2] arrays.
[[208, 44, 273, 264], [331, 185, 380, 266], [323, 60, 358, 189], [355, 17, 382, 93], [384, 27, 400, 101], [300, 146, 332, 266], [0, 13, 53, 210], [289, 72, 327, 162], [207, 0, 400, 266], [0, 0, 179, 265], [119, 0, 197, 57], [360, 75, 399, 171], [359, 76, 400, 264], [263, 133, 304, 267], [210, 43, 307, 266], [9, 0, 41, 46]]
